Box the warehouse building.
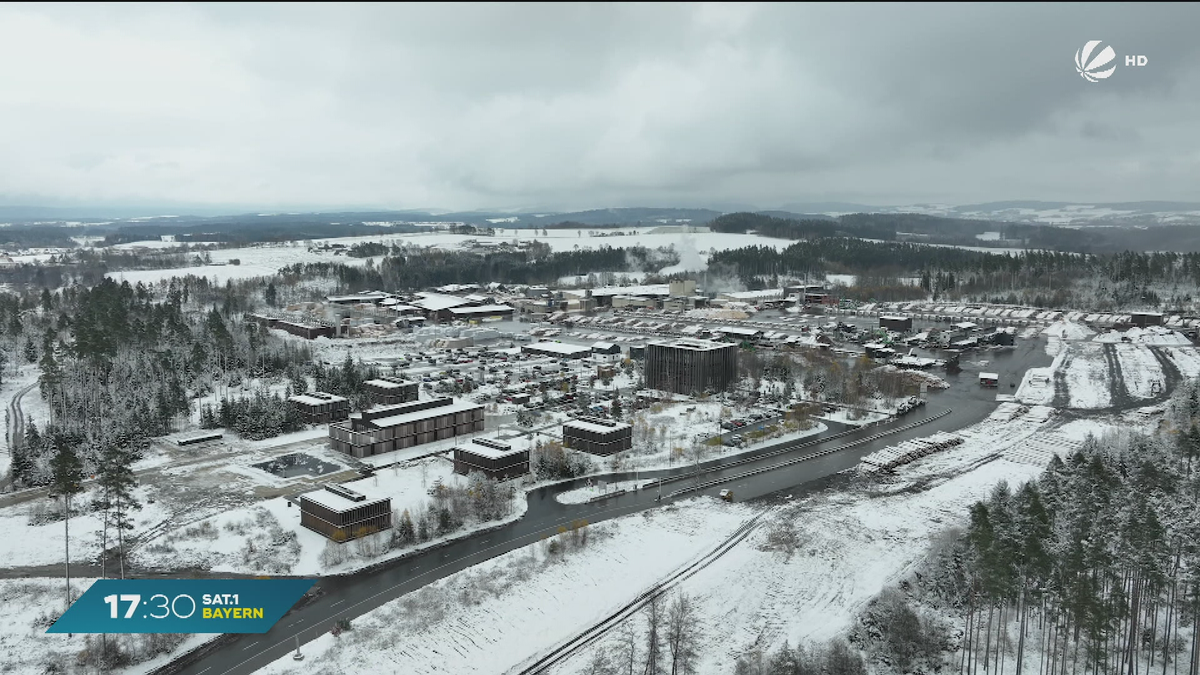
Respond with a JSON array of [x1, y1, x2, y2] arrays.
[[274, 320, 336, 340], [446, 304, 515, 322], [522, 341, 593, 359], [1131, 312, 1164, 328], [562, 417, 633, 456], [645, 338, 738, 396], [329, 397, 485, 458], [452, 435, 531, 480], [363, 377, 420, 406], [288, 392, 350, 424], [299, 483, 391, 543], [880, 315, 913, 332]]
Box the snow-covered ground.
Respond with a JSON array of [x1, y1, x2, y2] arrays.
[[0, 576, 220, 675], [243, 389, 1135, 675], [1019, 323, 1198, 409], [1093, 325, 1191, 345], [1160, 345, 1200, 378], [618, 400, 827, 473], [555, 408, 1139, 674], [137, 456, 525, 576], [1061, 343, 1112, 409], [253, 498, 753, 675], [555, 478, 655, 504], [1113, 342, 1165, 398]]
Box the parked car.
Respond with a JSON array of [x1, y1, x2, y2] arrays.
[[719, 489, 734, 502]]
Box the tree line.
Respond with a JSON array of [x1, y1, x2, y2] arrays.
[[275, 244, 680, 293], [878, 377, 1200, 675]]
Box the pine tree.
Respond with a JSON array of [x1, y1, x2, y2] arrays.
[[398, 509, 415, 544], [97, 440, 142, 579], [50, 435, 84, 613], [264, 282, 278, 308]]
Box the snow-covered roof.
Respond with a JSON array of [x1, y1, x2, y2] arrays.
[[564, 417, 632, 435], [413, 292, 474, 311], [980, 372, 999, 380], [524, 341, 593, 356], [718, 326, 762, 336], [880, 315, 910, 321], [719, 289, 786, 300], [651, 338, 732, 351], [447, 304, 514, 315], [363, 378, 416, 390], [289, 392, 347, 406], [369, 400, 484, 428], [566, 284, 671, 298], [300, 483, 390, 512], [454, 435, 533, 460]]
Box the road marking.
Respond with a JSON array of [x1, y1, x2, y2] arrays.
[[331, 599, 344, 607], [198, 668, 211, 674], [242, 643, 256, 651]]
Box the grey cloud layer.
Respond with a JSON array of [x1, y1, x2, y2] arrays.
[[0, 2, 1196, 211]]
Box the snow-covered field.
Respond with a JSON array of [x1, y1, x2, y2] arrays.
[[1160, 345, 1200, 378], [137, 456, 525, 576], [1113, 343, 1165, 398], [254, 498, 753, 675], [1019, 322, 1199, 409], [1094, 325, 1192, 345], [103, 229, 796, 285]]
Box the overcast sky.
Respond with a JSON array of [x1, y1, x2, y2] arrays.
[[1, 2, 1198, 213]]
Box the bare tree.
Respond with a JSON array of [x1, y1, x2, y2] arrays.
[[644, 593, 666, 675], [584, 645, 616, 675], [616, 621, 640, 675], [666, 591, 702, 675]]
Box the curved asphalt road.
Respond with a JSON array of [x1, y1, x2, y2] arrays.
[[157, 339, 1051, 675]]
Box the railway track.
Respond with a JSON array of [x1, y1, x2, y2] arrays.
[[510, 507, 774, 675]]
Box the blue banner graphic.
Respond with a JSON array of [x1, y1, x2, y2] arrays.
[[47, 579, 317, 634]]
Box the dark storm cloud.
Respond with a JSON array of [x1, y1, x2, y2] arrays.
[[0, 2, 1196, 211]]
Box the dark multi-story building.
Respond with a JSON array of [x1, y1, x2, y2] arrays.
[[329, 397, 485, 458], [288, 392, 350, 424], [452, 435, 530, 480], [363, 377, 420, 406], [645, 338, 738, 396], [562, 417, 633, 456], [1131, 312, 1164, 328], [880, 315, 913, 332], [299, 483, 391, 543], [246, 314, 336, 339]]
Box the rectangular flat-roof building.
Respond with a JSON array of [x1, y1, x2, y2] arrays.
[[288, 392, 350, 424], [645, 338, 739, 396], [715, 326, 763, 341], [363, 377, 419, 406], [880, 315, 913, 332], [1131, 312, 1164, 328], [329, 397, 485, 458], [446, 304, 515, 322], [562, 417, 633, 456], [522, 341, 593, 359], [452, 435, 530, 480], [274, 320, 336, 340], [299, 483, 391, 543]]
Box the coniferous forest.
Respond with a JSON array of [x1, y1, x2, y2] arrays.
[[9, 277, 312, 486], [808, 381, 1200, 675]]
